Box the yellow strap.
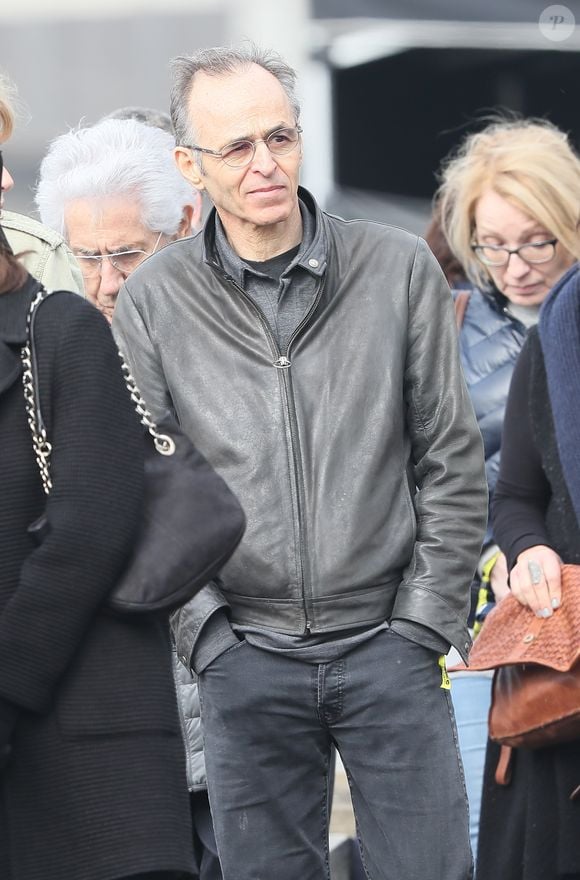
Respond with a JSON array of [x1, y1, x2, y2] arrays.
[[475, 584, 490, 614], [438, 655, 451, 690], [474, 551, 501, 636], [473, 584, 491, 636], [481, 550, 500, 583]]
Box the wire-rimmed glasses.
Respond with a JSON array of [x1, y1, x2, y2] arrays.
[[75, 231, 163, 280], [181, 126, 303, 169]]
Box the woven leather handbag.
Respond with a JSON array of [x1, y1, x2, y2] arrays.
[[21, 288, 246, 615], [465, 564, 580, 750]]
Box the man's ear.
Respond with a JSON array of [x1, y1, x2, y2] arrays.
[[190, 190, 204, 232], [175, 204, 195, 238], [174, 146, 205, 191]]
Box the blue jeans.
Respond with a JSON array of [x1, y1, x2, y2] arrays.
[[450, 673, 492, 860], [191, 790, 222, 880], [198, 628, 472, 880]]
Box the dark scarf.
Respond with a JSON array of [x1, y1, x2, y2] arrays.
[[0, 222, 12, 254], [538, 262, 580, 527]]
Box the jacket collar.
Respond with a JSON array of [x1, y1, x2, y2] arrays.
[[0, 273, 43, 397]]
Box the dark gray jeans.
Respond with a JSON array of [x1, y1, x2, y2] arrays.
[[198, 627, 472, 880]]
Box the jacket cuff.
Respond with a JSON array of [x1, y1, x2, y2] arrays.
[[390, 619, 450, 655], [191, 608, 240, 674], [171, 582, 230, 668], [509, 536, 555, 573]]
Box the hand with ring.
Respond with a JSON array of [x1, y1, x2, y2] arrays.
[[509, 544, 562, 617]]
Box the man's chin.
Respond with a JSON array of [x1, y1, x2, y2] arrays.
[[249, 200, 298, 228]]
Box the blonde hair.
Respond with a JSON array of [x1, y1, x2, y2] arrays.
[[437, 117, 580, 288], [0, 73, 29, 293], [0, 73, 16, 143]]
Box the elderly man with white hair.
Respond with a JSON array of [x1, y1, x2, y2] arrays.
[[35, 117, 202, 322]]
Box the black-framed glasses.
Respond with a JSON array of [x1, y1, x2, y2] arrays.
[[471, 238, 558, 267], [181, 126, 303, 169], [74, 231, 163, 280]]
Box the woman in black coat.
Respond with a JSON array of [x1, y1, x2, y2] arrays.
[[481, 263, 580, 880], [0, 113, 194, 878]]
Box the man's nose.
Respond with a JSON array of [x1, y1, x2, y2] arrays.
[[250, 140, 277, 174], [97, 258, 125, 299]]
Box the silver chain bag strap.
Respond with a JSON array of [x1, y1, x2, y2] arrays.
[[21, 288, 175, 495], [22, 288, 245, 614]]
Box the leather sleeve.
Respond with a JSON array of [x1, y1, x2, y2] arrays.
[[170, 588, 232, 670], [392, 238, 488, 662], [112, 282, 176, 423]]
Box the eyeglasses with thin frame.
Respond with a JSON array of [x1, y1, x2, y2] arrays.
[[74, 231, 163, 280], [181, 126, 303, 169], [471, 238, 558, 267]]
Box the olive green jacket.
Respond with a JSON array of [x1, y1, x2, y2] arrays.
[[2, 210, 84, 295]]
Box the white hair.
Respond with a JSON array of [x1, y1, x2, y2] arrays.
[[36, 118, 196, 237]]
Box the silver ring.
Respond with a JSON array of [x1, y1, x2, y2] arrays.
[[528, 560, 543, 585]]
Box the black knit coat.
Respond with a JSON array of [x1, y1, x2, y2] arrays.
[[478, 328, 580, 880], [0, 277, 194, 880]]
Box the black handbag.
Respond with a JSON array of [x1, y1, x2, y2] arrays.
[[21, 288, 246, 614]]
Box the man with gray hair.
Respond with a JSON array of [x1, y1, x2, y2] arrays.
[[35, 117, 201, 321], [113, 44, 487, 880]]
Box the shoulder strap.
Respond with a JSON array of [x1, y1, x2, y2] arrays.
[[454, 290, 471, 331], [494, 744, 514, 786], [21, 288, 55, 495], [21, 291, 177, 499]]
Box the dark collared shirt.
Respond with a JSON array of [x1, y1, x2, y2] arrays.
[[214, 199, 326, 354]]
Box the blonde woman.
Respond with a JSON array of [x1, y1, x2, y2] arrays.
[[0, 75, 83, 295], [436, 117, 580, 874]]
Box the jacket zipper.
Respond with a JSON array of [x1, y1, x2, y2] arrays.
[[221, 271, 324, 634], [282, 279, 325, 634]]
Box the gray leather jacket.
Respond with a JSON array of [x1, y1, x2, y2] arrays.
[[113, 189, 487, 664]]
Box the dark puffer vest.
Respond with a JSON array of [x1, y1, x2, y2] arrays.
[[456, 285, 528, 542]]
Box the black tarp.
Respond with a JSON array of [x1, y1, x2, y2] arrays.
[[313, 0, 580, 224], [333, 46, 580, 201]]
